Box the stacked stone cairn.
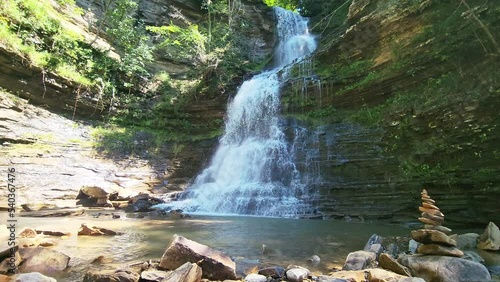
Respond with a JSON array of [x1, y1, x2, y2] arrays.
[[410, 189, 464, 257]]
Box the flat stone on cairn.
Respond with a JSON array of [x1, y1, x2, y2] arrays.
[[411, 189, 464, 257]]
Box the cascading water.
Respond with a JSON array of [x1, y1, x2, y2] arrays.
[[163, 7, 317, 217]]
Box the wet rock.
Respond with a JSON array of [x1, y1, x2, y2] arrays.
[[308, 255, 321, 264], [378, 253, 411, 277], [399, 254, 491, 282], [83, 269, 140, 282], [417, 244, 464, 257], [462, 251, 485, 264], [342, 250, 376, 270], [258, 266, 285, 278], [244, 273, 267, 282], [163, 262, 202, 282], [14, 272, 57, 282], [159, 234, 237, 280], [411, 229, 457, 247], [126, 194, 165, 212], [140, 269, 170, 281], [285, 267, 310, 282], [18, 247, 70, 273], [477, 222, 500, 251], [451, 233, 480, 250], [18, 228, 37, 238], [77, 224, 120, 236]]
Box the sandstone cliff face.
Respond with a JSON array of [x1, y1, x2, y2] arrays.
[[283, 0, 500, 225]]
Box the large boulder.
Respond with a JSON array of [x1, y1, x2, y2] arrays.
[[258, 266, 285, 278], [14, 272, 57, 282], [477, 221, 500, 251], [83, 269, 140, 282], [159, 235, 236, 280], [451, 233, 480, 250], [398, 254, 492, 282], [76, 186, 113, 207], [342, 250, 376, 270], [163, 262, 202, 282], [18, 248, 69, 273]]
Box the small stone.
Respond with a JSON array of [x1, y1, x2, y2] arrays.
[[421, 212, 444, 223], [422, 202, 440, 211], [421, 197, 435, 204], [342, 251, 376, 270], [18, 228, 37, 238], [244, 273, 267, 282], [286, 268, 310, 282], [418, 206, 444, 217], [417, 244, 464, 257], [425, 224, 452, 234], [308, 255, 321, 264]]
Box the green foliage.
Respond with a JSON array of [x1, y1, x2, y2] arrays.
[[263, 0, 299, 11]]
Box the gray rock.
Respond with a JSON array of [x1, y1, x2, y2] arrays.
[[244, 273, 267, 282], [462, 251, 485, 264], [451, 233, 480, 250], [18, 247, 70, 273], [408, 239, 420, 254], [398, 254, 491, 282], [417, 244, 464, 257], [363, 233, 383, 251], [368, 243, 383, 259], [477, 221, 500, 251], [286, 267, 310, 282], [258, 266, 285, 278], [83, 269, 140, 282], [342, 250, 376, 270], [318, 275, 350, 282], [140, 269, 170, 281], [163, 262, 202, 282], [15, 272, 57, 282], [308, 255, 321, 264], [159, 234, 236, 280]]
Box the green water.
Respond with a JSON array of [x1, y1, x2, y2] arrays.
[[4, 212, 416, 281]]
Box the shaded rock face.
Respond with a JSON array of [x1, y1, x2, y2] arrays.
[[159, 235, 237, 280], [477, 221, 500, 251]]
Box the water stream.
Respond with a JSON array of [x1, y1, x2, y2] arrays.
[[161, 7, 317, 217]]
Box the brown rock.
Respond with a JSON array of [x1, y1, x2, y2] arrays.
[[425, 224, 452, 234], [163, 262, 202, 282], [83, 269, 140, 282], [421, 197, 435, 204], [417, 244, 464, 257], [421, 212, 444, 224], [411, 229, 456, 246], [418, 217, 440, 226], [342, 250, 376, 270], [422, 202, 440, 211], [78, 224, 119, 236], [0, 251, 21, 274], [0, 274, 10, 282], [159, 235, 236, 280], [18, 228, 37, 238], [18, 247, 70, 273], [418, 207, 444, 217], [379, 253, 412, 277], [477, 222, 500, 251]]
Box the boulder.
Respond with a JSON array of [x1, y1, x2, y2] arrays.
[[342, 250, 376, 270], [452, 233, 480, 250], [378, 253, 412, 277], [0, 250, 21, 274], [78, 224, 120, 236], [409, 239, 420, 254], [14, 272, 57, 282], [398, 254, 491, 282], [163, 262, 202, 282], [411, 229, 457, 246], [18, 228, 37, 238], [417, 244, 464, 257], [363, 234, 383, 251], [286, 267, 310, 282], [244, 273, 267, 282], [258, 266, 285, 278], [78, 186, 109, 198], [462, 251, 485, 264], [368, 243, 383, 259], [159, 235, 236, 280], [477, 222, 500, 251], [126, 194, 165, 212], [140, 269, 171, 281], [83, 269, 140, 282], [18, 248, 69, 273], [328, 269, 418, 282]]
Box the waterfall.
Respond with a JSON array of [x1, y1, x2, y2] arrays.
[[162, 7, 317, 217]]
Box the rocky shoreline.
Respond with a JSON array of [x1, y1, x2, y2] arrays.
[[1, 189, 499, 282]]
